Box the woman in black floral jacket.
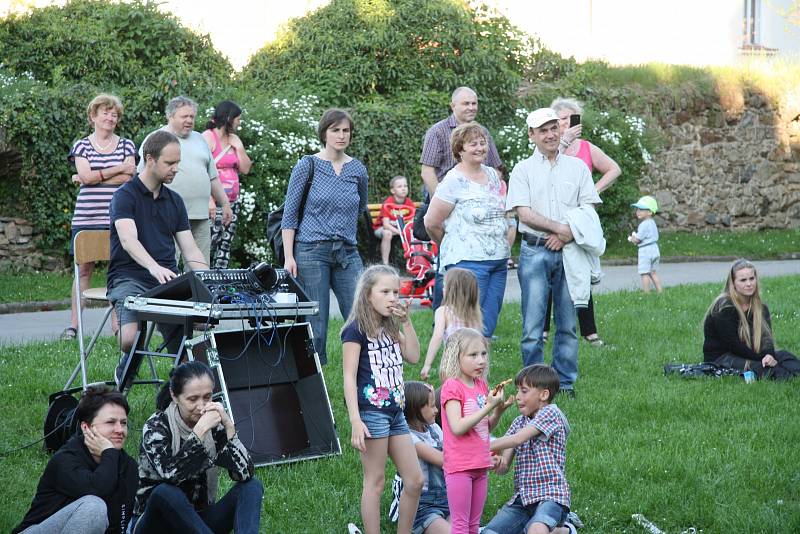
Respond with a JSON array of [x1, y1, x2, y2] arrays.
[[128, 361, 263, 533]]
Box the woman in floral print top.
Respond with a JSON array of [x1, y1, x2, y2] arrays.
[[128, 362, 263, 533]]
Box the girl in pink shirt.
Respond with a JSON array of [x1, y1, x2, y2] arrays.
[[439, 328, 511, 534]]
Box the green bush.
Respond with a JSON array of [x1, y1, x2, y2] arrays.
[[240, 0, 534, 120], [0, 0, 232, 254], [0, 0, 231, 91]]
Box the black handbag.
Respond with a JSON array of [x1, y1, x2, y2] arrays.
[[266, 156, 314, 265]]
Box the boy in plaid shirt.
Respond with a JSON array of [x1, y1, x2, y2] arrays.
[[483, 364, 577, 534]]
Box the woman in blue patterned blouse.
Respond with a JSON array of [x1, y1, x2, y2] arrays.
[[281, 108, 369, 365]]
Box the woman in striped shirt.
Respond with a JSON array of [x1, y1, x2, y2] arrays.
[[61, 94, 136, 341]]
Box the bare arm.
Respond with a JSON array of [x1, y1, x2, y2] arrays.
[[493, 448, 515, 475], [444, 386, 504, 436], [74, 156, 135, 186], [515, 206, 573, 246], [423, 197, 454, 245], [114, 219, 177, 284], [421, 165, 438, 197], [231, 134, 252, 175], [343, 341, 369, 452], [395, 303, 420, 364], [590, 142, 621, 194], [488, 397, 514, 431], [174, 230, 209, 271], [420, 307, 446, 380], [490, 425, 541, 452], [415, 440, 443, 467], [282, 228, 297, 277]]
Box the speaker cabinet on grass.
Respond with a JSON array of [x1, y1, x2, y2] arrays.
[[186, 323, 341, 467]]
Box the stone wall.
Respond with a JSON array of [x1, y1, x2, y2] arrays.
[[637, 85, 800, 230], [0, 217, 61, 271]]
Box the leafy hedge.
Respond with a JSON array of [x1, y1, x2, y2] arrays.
[[0, 0, 232, 253], [240, 0, 534, 120], [0, 0, 662, 267]]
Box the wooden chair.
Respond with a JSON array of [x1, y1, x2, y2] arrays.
[[63, 230, 115, 390]]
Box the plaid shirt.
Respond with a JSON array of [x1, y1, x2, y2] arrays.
[[420, 114, 503, 184], [506, 404, 571, 507]]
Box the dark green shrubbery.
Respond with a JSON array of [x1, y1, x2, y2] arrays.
[[0, 0, 232, 252]]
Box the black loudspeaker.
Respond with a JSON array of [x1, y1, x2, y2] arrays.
[[186, 323, 341, 466]]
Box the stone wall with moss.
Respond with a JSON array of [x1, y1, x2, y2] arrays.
[[636, 84, 800, 230]]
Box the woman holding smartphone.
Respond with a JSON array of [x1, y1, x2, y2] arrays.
[[542, 97, 621, 347]]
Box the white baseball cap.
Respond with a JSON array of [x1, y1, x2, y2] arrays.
[[526, 108, 559, 129]]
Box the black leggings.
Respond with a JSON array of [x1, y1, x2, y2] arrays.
[[544, 291, 597, 337]]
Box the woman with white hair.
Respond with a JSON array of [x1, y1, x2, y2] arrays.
[[542, 97, 622, 347]]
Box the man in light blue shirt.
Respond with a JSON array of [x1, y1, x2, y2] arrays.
[[506, 108, 601, 395]]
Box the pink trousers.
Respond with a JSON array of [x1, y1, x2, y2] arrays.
[[445, 468, 489, 534]]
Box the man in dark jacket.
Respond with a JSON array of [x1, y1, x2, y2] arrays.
[[13, 387, 137, 534]]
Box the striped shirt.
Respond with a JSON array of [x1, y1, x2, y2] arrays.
[[69, 137, 136, 229]]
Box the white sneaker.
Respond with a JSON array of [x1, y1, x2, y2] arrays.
[[347, 523, 362, 534]]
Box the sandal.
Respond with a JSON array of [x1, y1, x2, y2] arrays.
[[60, 326, 77, 341], [584, 335, 604, 347]]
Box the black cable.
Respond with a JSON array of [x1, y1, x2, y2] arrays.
[[0, 411, 73, 458]]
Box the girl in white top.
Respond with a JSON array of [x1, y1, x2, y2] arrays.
[[420, 268, 483, 381]]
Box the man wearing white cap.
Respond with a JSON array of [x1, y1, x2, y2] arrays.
[[506, 108, 601, 395]]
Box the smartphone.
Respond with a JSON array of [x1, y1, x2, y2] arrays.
[[569, 114, 581, 128]]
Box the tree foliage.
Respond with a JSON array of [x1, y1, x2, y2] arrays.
[[0, 0, 232, 253], [240, 0, 534, 119]]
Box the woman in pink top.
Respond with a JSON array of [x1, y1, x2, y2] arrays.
[[202, 101, 252, 268], [439, 328, 511, 534], [541, 97, 622, 347]]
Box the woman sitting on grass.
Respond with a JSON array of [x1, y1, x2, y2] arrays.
[[129, 361, 263, 533], [703, 259, 800, 380]]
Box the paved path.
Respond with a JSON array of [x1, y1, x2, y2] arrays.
[[0, 259, 798, 345]]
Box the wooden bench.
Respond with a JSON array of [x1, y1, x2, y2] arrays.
[[367, 201, 422, 225]]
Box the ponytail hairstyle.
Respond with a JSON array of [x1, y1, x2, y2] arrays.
[[442, 268, 482, 330], [706, 258, 772, 352], [205, 100, 242, 134], [439, 327, 487, 381], [341, 265, 401, 340], [156, 361, 216, 411], [403, 381, 433, 430]]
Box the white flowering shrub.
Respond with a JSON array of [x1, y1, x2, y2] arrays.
[[206, 94, 323, 266], [494, 106, 655, 234]]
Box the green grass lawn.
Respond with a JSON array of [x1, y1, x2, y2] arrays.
[[509, 228, 800, 262], [1, 276, 799, 533], [0, 229, 798, 305], [0, 268, 106, 304]]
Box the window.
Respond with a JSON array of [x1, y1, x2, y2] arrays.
[[743, 0, 760, 46]]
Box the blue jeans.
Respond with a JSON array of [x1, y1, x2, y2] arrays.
[[360, 408, 409, 438], [295, 240, 363, 364], [483, 496, 568, 534], [518, 242, 578, 389], [128, 478, 263, 534], [451, 258, 508, 337]]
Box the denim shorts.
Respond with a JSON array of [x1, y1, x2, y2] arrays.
[[360, 409, 409, 439], [483, 496, 568, 533], [413, 488, 449, 534]]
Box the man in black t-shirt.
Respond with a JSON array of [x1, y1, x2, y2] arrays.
[[107, 131, 207, 379]]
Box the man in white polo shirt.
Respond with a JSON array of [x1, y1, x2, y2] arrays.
[[506, 108, 601, 396]]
